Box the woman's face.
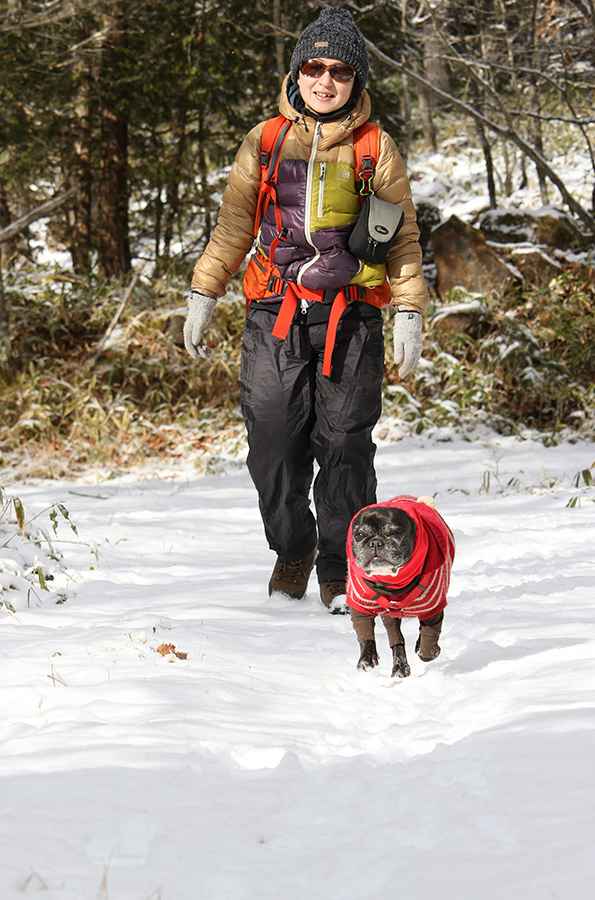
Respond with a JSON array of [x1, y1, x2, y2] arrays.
[[297, 58, 355, 115]]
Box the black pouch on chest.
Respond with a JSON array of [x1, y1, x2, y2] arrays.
[[348, 195, 405, 264]]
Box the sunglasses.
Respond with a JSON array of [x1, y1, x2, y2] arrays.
[[299, 59, 356, 84]]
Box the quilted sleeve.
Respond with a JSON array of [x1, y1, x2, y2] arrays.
[[191, 122, 264, 298], [373, 131, 430, 314]]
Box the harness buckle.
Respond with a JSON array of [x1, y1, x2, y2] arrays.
[[267, 273, 288, 297], [346, 285, 366, 303], [358, 155, 375, 196]]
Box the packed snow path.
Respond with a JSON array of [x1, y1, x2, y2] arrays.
[[1, 432, 594, 899]]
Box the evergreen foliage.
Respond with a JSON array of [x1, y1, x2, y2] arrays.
[[0, 1, 594, 465], [2, 1, 593, 277]]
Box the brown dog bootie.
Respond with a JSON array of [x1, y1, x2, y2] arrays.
[[390, 643, 411, 678], [415, 611, 444, 661], [357, 640, 379, 670]]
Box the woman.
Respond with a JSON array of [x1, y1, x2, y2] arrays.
[[184, 7, 429, 612]]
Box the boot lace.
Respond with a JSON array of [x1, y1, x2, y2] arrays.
[[322, 579, 347, 601], [273, 558, 310, 586]]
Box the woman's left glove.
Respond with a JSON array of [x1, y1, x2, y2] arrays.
[[184, 291, 218, 359], [393, 310, 423, 378]]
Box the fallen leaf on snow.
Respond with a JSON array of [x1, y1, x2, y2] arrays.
[[154, 642, 188, 660]]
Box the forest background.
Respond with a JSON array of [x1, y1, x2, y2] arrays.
[[1, 0, 594, 480]]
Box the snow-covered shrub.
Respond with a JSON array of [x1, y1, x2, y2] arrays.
[[0, 486, 78, 611], [383, 265, 595, 440]]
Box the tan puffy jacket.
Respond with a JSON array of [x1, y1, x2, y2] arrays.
[[191, 78, 429, 314]]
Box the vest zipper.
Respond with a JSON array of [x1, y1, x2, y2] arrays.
[[297, 121, 322, 286], [317, 161, 326, 219]]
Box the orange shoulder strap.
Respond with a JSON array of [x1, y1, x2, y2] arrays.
[[253, 115, 292, 237], [353, 122, 381, 198]]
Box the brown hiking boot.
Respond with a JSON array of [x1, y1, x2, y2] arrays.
[[268, 548, 317, 599], [320, 578, 348, 614]]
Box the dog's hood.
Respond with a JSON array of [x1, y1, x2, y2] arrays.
[[347, 494, 451, 593]]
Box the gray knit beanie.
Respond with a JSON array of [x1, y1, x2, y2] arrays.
[[290, 7, 369, 95]]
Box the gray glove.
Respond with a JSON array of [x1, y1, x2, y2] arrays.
[[393, 310, 423, 378], [184, 291, 218, 359]]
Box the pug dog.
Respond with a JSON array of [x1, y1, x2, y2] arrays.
[[351, 506, 417, 576], [346, 495, 455, 678]]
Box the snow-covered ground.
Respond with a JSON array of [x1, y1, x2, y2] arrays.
[[410, 132, 594, 229], [1, 428, 594, 899], [4, 114, 595, 899]]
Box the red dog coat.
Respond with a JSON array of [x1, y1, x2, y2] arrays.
[[346, 495, 455, 620]]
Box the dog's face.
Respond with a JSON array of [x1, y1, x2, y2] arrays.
[[351, 507, 416, 576]]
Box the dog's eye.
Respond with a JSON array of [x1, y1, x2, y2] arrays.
[[353, 530, 366, 542], [388, 528, 403, 537]]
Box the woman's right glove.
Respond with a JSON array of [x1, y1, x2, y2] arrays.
[[393, 310, 423, 378], [183, 291, 218, 359]]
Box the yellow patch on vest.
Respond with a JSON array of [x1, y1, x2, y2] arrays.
[[310, 162, 359, 231], [309, 162, 388, 289]]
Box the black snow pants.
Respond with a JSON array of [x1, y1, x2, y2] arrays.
[[240, 301, 385, 583]]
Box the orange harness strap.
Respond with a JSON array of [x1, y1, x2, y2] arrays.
[[271, 282, 365, 377], [254, 116, 292, 238]]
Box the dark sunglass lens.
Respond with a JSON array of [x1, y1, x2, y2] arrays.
[[301, 61, 325, 78], [331, 66, 355, 82], [300, 60, 356, 82]]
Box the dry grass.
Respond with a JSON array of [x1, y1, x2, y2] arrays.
[[1, 261, 594, 484]]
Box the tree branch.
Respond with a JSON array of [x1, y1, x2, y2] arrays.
[[0, 189, 77, 245], [365, 38, 595, 233]]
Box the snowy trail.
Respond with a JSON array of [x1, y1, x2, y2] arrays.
[[1, 431, 594, 899]]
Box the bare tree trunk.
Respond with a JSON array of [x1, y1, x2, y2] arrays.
[[529, 82, 549, 204], [530, 0, 549, 204], [154, 189, 163, 265], [464, 18, 497, 207], [273, 0, 285, 89], [476, 114, 497, 208], [0, 177, 17, 261], [422, 24, 451, 108], [69, 77, 93, 274], [495, 0, 525, 196], [414, 62, 437, 152], [97, 0, 131, 280], [501, 140, 514, 196], [0, 244, 9, 369], [163, 110, 188, 260], [400, 0, 412, 162], [0, 182, 10, 232], [197, 107, 212, 246], [196, 4, 212, 247]]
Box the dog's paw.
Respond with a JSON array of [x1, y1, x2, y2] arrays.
[[329, 595, 349, 615], [415, 636, 441, 662], [391, 643, 411, 678], [357, 639, 379, 671]]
